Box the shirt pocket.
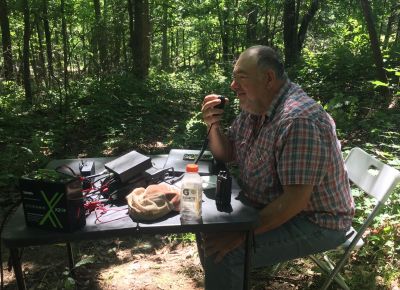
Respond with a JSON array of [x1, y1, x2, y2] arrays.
[[246, 139, 273, 179], [247, 146, 269, 175]]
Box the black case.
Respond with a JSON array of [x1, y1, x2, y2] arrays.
[[19, 169, 86, 232]]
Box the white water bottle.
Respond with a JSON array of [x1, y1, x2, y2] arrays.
[[180, 164, 203, 222]]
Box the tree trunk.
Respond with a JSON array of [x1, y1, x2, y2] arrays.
[[263, 1, 270, 45], [35, 14, 47, 87], [175, 30, 179, 67], [112, 3, 123, 69], [161, 2, 169, 70], [246, 4, 258, 46], [0, 0, 14, 80], [360, 0, 391, 107], [231, 0, 239, 57], [283, 0, 297, 67], [127, 0, 134, 69], [43, 0, 54, 84], [22, 0, 32, 103], [283, 0, 320, 67], [215, 0, 231, 63], [30, 42, 39, 88], [297, 0, 319, 53], [91, 0, 101, 73], [383, 4, 399, 48], [396, 16, 400, 45], [132, 0, 150, 79], [122, 29, 128, 70], [182, 29, 186, 67], [61, 0, 69, 92], [100, 0, 108, 71]]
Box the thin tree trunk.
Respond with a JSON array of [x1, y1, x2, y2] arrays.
[[0, 0, 14, 80], [246, 4, 258, 46], [30, 42, 40, 88], [175, 30, 178, 67], [263, 1, 270, 45], [215, 0, 231, 63], [283, 0, 297, 67], [61, 0, 68, 92], [297, 0, 319, 53], [100, 0, 108, 71], [35, 14, 47, 87], [122, 29, 128, 70], [231, 0, 239, 56], [43, 0, 54, 85], [91, 0, 101, 74], [127, 0, 134, 70], [182, 29, 186, 67], [396, 16, 400, 45], [22, 0, 32, 103], [112, 4, 123, 70], [383, 4, 399, 48], [161, 2, 169, 70], [360, 0, 391, 107], [132, 0, 150, 79]]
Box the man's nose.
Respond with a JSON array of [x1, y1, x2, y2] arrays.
[[230, 79, 239, 91]]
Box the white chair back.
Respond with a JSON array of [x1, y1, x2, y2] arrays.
[[345, 147, 400, 203]]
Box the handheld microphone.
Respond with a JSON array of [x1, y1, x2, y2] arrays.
[[215, 95, 226, 109]]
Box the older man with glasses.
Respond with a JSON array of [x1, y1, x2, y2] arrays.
[[199, 45, 355, 290]]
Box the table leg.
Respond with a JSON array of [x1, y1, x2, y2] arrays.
[[9, 248, 26, 290], [243, 230, 253, 290], [66, 242, 75, 276]]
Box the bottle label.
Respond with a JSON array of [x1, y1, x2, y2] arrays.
[[181, 185, 202, 219]]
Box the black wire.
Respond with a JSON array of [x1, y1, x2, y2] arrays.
[[0, 199, 22, 290], [55, 164, 77, 177], [165, 124, 214, 185], [194, 124, 214, 165]]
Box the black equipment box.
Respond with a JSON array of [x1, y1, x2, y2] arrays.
[[19, 169, 86, 232], [104, 150, 152, 183]]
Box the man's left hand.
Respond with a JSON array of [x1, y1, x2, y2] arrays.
[[202, 231, 246, 263]]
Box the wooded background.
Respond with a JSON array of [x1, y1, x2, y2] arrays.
[[0, 0, 398, 104], [1, 0, 400, 289]]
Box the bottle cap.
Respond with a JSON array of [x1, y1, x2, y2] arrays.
[[186, 164, 199, 173]]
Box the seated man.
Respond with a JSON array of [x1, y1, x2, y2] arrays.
[[200, 45, 355, 290]]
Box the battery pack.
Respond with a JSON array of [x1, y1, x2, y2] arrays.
[[19, 169, 86, 232]]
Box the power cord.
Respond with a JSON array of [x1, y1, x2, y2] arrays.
[[169, 123, 214, 185], [194, 124, 214, 165], [194, 95, 225, 165]]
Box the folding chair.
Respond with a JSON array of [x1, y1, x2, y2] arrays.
[[310, 147, 400, 290]]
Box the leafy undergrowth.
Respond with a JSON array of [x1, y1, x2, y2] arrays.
[[1, 71, 400, 289]]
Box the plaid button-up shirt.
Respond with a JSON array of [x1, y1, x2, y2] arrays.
[[227, 80, 354, 231]]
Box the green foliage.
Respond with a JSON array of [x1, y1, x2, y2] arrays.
[[167, 233, 196, 244], [0, 80, 26, 112], [62, 255, 95, 289]]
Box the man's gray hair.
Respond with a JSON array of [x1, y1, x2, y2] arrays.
[[248, 45, 286, 80]]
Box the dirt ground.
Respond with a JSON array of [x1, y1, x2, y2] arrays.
[[1, 233, 322, 290], [1, 192, 382, 290], [0, 184, 318, 290]]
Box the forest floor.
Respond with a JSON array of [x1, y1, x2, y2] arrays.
[[1, 235, 320, 290], [1, 191, 324, 290]]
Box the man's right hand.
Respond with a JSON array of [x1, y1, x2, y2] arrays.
[[201, 94, 228, 128]]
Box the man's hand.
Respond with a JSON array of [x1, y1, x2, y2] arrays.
[[201, 94, 229, 128], [202, 231, 245, 263]]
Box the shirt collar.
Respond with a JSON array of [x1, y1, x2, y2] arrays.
[[265, 78, 291, 120]]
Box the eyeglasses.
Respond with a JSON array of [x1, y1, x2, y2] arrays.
[[232, 73, 250, 83]]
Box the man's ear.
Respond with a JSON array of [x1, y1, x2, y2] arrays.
[[264, 69, 276, 87]]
